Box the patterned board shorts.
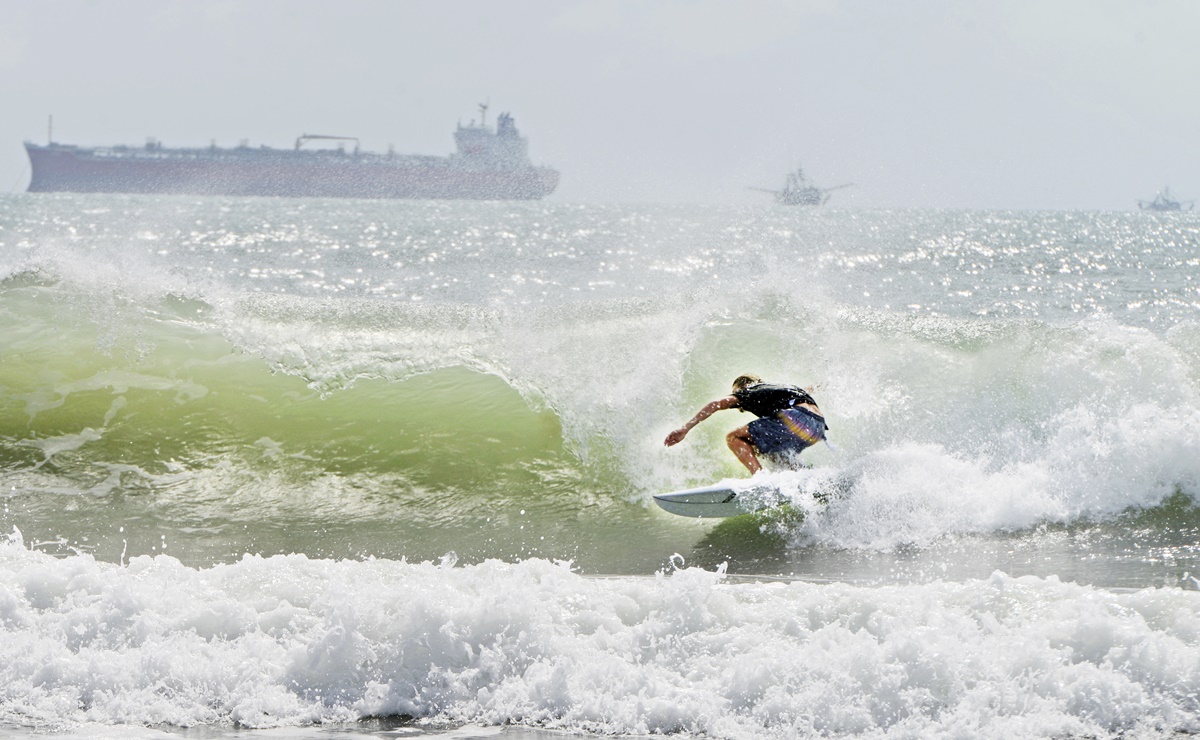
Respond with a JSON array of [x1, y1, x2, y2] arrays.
[[747, 407, 826, 456]]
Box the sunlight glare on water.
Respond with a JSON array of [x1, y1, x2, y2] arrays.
[[1, 195, 1199, 738]]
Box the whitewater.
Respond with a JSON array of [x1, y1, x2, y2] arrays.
[[1, 193, 1199, 738]]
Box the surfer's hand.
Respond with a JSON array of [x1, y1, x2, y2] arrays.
[[664, 427, 688, 446]]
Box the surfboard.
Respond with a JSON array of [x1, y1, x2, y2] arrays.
[[653, 481, 783, 519]]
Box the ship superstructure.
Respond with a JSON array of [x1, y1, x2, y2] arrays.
[[24, 105, 558, 200]]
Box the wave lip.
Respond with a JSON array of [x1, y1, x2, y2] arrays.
[[1, 532, 1198, 738]]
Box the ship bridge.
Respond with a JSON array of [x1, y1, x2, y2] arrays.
[[454, 105, 531, 168]]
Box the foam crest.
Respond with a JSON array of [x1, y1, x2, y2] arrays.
[[1, 533, 1197, 737], [800, 393, 1200, 551]]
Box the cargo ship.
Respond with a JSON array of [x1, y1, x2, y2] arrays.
[[24, 106, 559, 200]]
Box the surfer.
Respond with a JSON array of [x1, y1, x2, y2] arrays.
[[663, 374, 827, 474]]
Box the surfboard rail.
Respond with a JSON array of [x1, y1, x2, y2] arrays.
[[653, 481, 782, 518]]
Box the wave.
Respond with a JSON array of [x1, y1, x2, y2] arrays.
[[0, 531, 1197, 738], [6, 189, 1200, 740], [3, 199, 1200, 572], [4, 264, 1200, 556]]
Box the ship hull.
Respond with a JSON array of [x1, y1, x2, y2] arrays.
[[25, 144, 559, 201]]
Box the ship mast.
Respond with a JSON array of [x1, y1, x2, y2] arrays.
[[48, 115, 53, 145]]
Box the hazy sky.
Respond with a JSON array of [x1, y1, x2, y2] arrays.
[[2, 0, 1198, 210]]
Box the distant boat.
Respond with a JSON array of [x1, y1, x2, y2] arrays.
[[24, 104, 559, 201], [1138, 187, 1194, 212], [749, 166, 852, 206]]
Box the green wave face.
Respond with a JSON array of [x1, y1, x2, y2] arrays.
[[0, 282, 644, 568], [1, 285, 561, 479]]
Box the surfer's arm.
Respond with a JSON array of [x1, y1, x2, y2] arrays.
[[663, 396, 739, 446]]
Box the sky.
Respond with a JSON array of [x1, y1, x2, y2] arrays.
[[1, 0, 1198, 210]]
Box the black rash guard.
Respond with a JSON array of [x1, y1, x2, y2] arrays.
[[732, 383, 828, 429]]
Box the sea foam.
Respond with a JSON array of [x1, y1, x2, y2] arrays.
[[2, 529, 1197, 738]]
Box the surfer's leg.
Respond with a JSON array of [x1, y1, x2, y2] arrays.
[[726, 425, 762, 473]]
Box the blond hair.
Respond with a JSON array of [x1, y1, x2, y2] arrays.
[[732, 374, 762, 392]]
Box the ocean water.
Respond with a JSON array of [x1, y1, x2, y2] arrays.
[[1, 193, 1199, 739]]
